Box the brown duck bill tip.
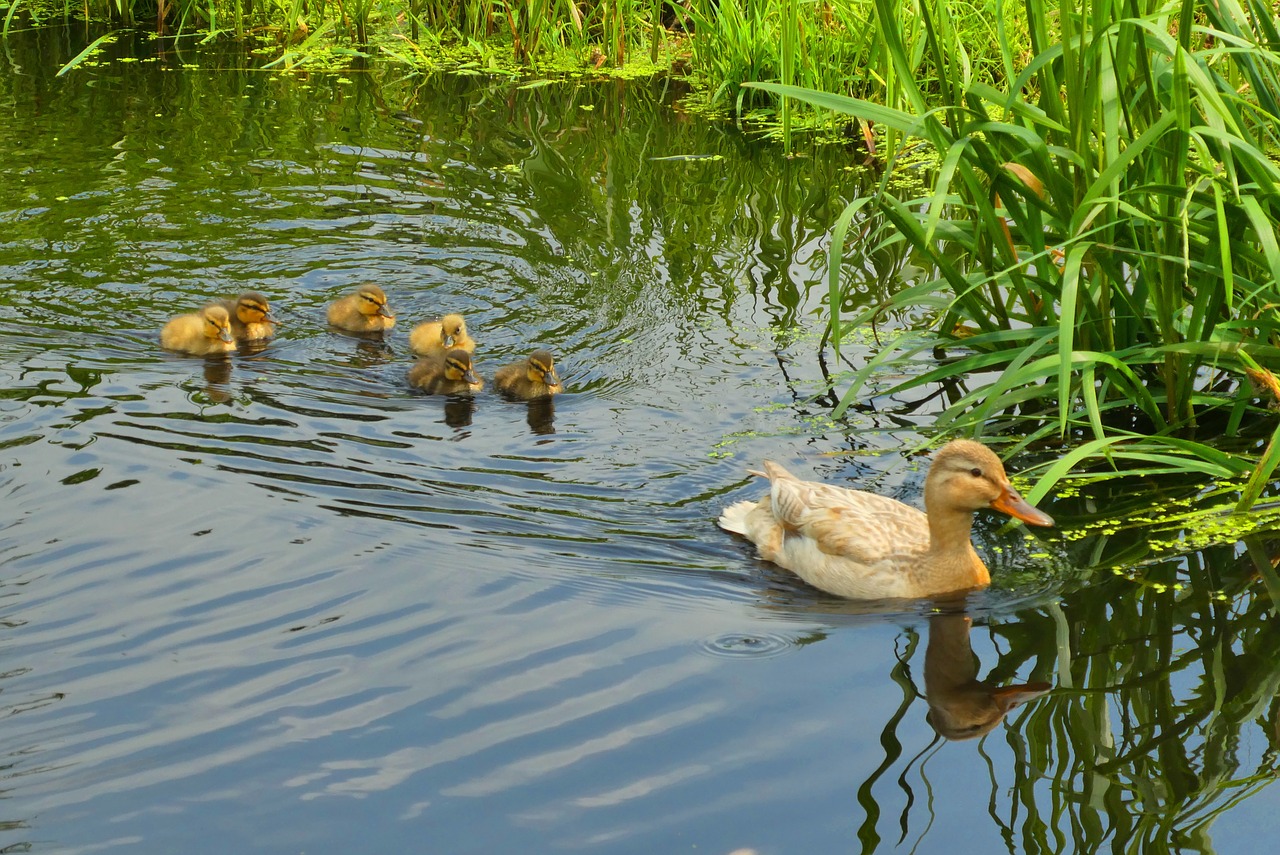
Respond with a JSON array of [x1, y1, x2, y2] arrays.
[[991, 486, 1055, 527]]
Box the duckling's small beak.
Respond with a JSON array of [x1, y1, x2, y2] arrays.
[[378, 305, 394, 319], [265, 312, 279, 325], [444, 334, 455, 347], [991, 484, 1054, 527], [543, 369, 560, 387], [219, 327, 234, 343], [463, 369, 480, 386]]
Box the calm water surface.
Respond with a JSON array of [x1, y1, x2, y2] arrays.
[[1, 30, 1277, 855]]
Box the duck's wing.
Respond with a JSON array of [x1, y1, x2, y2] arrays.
[[760, 461, 930, 565]]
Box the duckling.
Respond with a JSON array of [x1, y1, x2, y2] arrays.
[[718, 439, 1054, 599], [160, 304, 237, 356], [408, 313, 475, 356], [407, 348, 484, 395], [217, 291, 277, 340], [327, 283, 395, 332], [493, 349, 562, 400]]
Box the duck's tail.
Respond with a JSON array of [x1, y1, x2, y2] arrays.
[[720, 462, 790, 535], [717, 500, 757, 535]]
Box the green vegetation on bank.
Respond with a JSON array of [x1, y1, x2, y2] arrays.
[[1, 0, 1033, 127], [755, 0, 1280, 508]]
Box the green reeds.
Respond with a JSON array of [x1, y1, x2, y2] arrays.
[[753, 0, 1280, 507]]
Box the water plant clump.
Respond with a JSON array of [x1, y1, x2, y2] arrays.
[[751, 0, 1280, 508]]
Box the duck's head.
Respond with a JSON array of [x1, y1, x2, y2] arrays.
[[525, 349, 561, 390], [202, 304, 235, 343], [924, 440, 1054, 527], [443, 348, 482, 389], [439, 314, 468, 347], [356, 284, 394, 319], [234, 292, 276, 325]]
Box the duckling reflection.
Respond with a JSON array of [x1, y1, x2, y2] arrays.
[[327, 283, 395, 333], [924, 613, 1051, 741], [525, 396, 556, 435], [201, 358, 233, 404], [443, 397, 477, 429]]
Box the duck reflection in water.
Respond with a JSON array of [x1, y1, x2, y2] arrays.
[[924, 612, 1051, 741], [443, 396, 476, 429], [525, 396, 556, 435], [340, 336, 397, 368], [201, 357, 233, 405]]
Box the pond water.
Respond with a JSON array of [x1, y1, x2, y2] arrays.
[[1, 29, 1278, 855]]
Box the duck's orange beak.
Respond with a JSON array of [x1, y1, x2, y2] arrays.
[[990, 681, 1053, 711], [991, 484, 1054, 527]]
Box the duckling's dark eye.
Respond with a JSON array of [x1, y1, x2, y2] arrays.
[[969, 467, 983, 478]]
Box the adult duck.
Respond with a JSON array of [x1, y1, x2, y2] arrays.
[[408, 313, 475, 357], [160, 304, 237, 356], [327, 283, 395, 332], [717, 439, 1054, 599]]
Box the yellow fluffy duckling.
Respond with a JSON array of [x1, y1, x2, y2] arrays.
[[160, 304, 237, 356], [718, 440, 1054, 599], [407, 348, 484, 395], [327, 283, 395, 332], [218, 291, 277, 341], [408, 313, 475, 357], [493, 349, 562, 400]]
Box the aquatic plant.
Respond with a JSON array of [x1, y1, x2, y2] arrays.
[[751, 0, 1280, 507]]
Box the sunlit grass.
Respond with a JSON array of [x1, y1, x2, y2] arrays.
[[751, 0, 1280, 508]]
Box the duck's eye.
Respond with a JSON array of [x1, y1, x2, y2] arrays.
[[969, 467, 983, 478]]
